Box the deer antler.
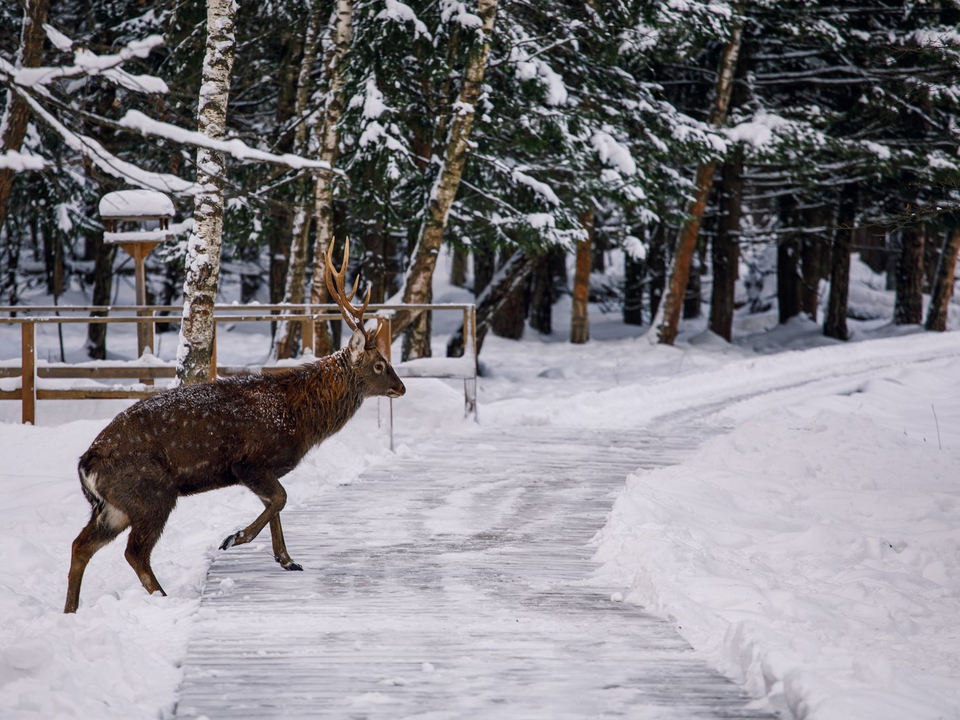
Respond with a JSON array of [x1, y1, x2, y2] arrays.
[[325, 237, 384, 348]]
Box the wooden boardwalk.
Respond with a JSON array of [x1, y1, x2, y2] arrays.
[[175, 425, 775, 719]]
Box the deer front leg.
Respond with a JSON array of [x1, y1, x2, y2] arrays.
[[220, 475, 286, 552], [269, 513, 302, 571]]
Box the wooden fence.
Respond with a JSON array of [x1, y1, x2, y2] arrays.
[[0, 303, 478, 447]]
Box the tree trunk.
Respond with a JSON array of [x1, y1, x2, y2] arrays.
[[709, 149, 743, 340], [684, 242, 704, 320], [529, 252, 554, 334], [800, 205, 826, 321], [925, 229, 960, 332], [648, 223, 667, 320], [447, 250, 534, 357], [0, 0, 49, 236], [396, 0, 499, 359], [824, 184, 857, 340], [176, 0, 237, 385], [3, 223, 22, 305], [894, 225, 925, 325], [777, 195, 802, 324], [273, 7, 322, 360], [308, 0, 353, 357], [491, 250, 526, 339], [450, 247, 468, 287], [473, 244, 496, 296], [923, 231, 940, 293], [86, 234, 116, 360], [657, 24, 743, 345], [623, 253, 644, 326], [570, 211, 593, 344]]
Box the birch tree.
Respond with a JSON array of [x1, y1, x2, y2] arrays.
[[176, 0, 238, 384], [307, 0, 352, 357], [273, 6, 323, 360], [655, 19, 743, 346], [0, 0, 49, 235], [396, 0, 499, 360]]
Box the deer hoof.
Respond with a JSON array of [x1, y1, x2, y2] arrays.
[[281, 561, 303, 571], [220, 533, 240, 551]]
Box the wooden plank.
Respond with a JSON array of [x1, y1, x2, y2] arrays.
[[21, 323, 34, 424], [0, 389, 22, 400], [175, 427, 776, 720], [37, 387, 165, 400], [38, 366, 176, 379]]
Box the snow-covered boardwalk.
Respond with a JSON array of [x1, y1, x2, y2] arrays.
[[175, 425, 774, 719]]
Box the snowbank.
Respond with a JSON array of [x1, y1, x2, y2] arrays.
[[594, 358, 960, 720], [0, 409, 392, 719]]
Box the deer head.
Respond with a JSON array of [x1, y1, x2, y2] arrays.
[[326, 238, 405, 399]]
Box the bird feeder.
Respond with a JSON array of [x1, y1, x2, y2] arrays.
[[99, 190, 175, 367]]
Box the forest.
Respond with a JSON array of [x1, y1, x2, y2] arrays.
[[2, 0, 960, 372]]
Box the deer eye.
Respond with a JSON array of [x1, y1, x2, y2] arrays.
[[374, 362, 385, 374]]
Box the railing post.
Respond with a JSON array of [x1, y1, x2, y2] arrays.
[[140, 309, 155, 386], [21, 321, 35, 425], [302, 315, 315, 358], [210, 322, 218, 380], [464, 305, 478, 422], [378, 313, 394, 451]]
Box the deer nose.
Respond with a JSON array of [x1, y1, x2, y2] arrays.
[[389, 382, 406, 398]]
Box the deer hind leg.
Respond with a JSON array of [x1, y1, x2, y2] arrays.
[[64, 510, 128, 614], [124, 504, 172, 598]]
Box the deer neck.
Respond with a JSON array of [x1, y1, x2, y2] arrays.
[[287, 350, 365, 449]]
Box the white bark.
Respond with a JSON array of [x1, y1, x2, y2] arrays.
[[176, 0, 238, 384], [307, 0, 353, 356], [398, 0, 499, 360]]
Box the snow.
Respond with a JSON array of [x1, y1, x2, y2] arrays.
[[0, 150, 45, 171], [726, 111, 791, 148], [595, 359, 960, 720], [99, 190, 175, 219], [13, 35, 165, 88], [1, 249, 960, 718], [117, 110, 335, 172], [511, 168, 561, 206], [591, 130, 637, 175], [377, 0, 430, 39]]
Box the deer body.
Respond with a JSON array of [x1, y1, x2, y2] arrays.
[[65, 240, 404, 613]]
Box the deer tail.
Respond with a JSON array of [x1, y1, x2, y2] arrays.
[[78, 455, 105, 515]]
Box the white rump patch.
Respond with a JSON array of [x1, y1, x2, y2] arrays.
[[101, 503, 130, 531]]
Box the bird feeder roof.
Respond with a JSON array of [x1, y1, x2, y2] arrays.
[[99, 190, 174, 220]]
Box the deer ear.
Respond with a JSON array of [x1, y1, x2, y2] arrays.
[[346, 328, 365, 364]]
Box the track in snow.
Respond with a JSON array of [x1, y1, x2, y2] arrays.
[[175, 425, 774, 719]]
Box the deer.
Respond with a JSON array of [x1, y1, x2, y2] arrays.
[[64, 239, 405, 613]]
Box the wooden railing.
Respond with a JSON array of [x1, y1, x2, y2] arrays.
[[0, 303, 478, 447]]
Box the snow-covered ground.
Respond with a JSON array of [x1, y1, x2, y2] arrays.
[[1, 253, 959, 719]]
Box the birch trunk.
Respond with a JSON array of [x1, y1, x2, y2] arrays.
[[656, 22, 743, 345], [273, 7, 323, 360], [396, 0, 499, 360], [307, 0, 352, 357], [570, 211, 594, 344], [175, 0, 238, 385], [925, 229, 960, 332], [0, 0, 49, 235]]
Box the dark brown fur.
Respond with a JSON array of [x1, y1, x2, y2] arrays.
[[64, 336, 404, 613]]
